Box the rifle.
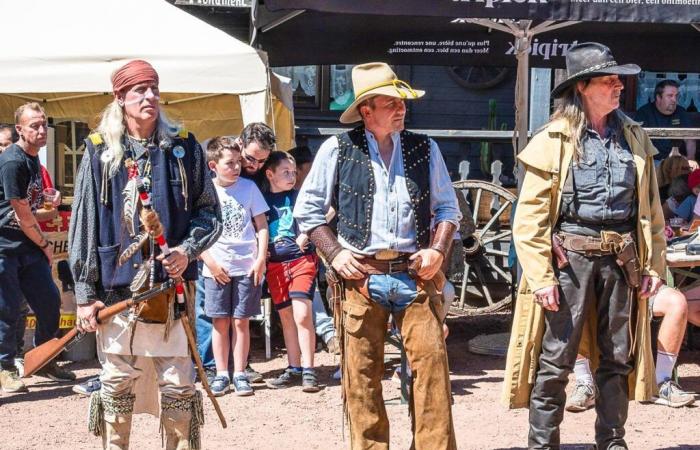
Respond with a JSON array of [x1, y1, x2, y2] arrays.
[[23, 279, 175, 378]]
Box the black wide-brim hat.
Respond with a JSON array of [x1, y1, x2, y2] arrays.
[[551, 42, 641, 98]]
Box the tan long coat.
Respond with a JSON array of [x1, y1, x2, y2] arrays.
[[502, 112, 666, 409]]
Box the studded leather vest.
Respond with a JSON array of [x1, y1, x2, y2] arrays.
[[336, 126, 431, 250]]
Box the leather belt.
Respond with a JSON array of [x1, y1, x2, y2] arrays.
[[557, 231, 621, 256], [361, 256, 410, 275]]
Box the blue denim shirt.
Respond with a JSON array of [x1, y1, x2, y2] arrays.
[[294, 130, 461, 255], [560, 124, 637, 235]]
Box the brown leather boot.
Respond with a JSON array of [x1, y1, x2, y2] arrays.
[[342, 280, 391, 450], [395, 282, 457, 450]]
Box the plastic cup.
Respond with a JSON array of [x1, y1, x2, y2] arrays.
[[43, 188, 58, 210]]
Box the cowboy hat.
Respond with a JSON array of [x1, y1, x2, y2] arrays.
[[339, 62, 425, 124], [551, 42, 640, 98]]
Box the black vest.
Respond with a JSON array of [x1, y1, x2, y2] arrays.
[[87, 134, 198, 292], [335, 126, 431, 250]]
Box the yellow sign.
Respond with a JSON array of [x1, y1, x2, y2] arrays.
[[25, 314, 76, 330]]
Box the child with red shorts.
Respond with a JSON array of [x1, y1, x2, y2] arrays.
[[262, 151, 319, 392]]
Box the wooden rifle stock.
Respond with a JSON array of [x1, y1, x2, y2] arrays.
[[22, 281, 174, 378]]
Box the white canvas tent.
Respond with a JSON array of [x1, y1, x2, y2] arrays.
[[0, 0, 295, 147]]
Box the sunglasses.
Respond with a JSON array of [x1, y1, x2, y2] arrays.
[[242, 149, 268, 165]]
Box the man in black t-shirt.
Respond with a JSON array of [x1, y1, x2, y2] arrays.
[[635, 79, 697, 164], [0, 102, 74, 394]]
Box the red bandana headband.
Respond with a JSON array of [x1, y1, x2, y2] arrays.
[[111, 60, 159, 94]]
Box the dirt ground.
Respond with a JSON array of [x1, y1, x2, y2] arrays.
[[2, 313, 699, 450]]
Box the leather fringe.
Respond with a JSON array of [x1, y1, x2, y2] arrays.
[[87, 391, 104, 437], [189, 391, 205, 450]]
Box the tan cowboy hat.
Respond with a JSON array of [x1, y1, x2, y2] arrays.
[[339, 62, 425, 124]]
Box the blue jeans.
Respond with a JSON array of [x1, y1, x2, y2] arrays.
[[195, 265, 215, 369], [0, 249, 60, 369], [367, 272, 417, 313], [312, 287, 335, 343]]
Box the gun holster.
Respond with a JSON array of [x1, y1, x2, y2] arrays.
[[325, 265, 344, 314], [601, 231, 641, 289]]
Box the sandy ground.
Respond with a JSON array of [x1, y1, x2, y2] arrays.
[[1, 314, 699, 450]]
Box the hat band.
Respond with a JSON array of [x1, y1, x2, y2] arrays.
[[355, 79, 418, 100], [568, 60, 619, 80]]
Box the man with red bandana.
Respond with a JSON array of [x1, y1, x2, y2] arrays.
[[69, 60, 221, 449]]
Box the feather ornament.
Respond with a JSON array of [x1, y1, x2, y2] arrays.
[[122, 178, 138, 237], [118, 231, 149, 267], [130, 259, 152, 292]]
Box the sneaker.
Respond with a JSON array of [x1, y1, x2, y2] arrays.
[[35, 360, 76, 382], [566, 382, 597, 412], [654, 379, 695, 408], [14, 358, 24, 377], [302, 369, 320, 393], [232, 374, 254, 396], [72, 376, 102, 396], [0, 367, 28, 393], [245, 363, 263, 383], [325, 336, 340, 355], [267, 368, 302, 389], [204, 367, 217, 386], [210, 375, 231, 397]]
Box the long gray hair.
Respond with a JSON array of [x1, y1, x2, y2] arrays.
[[549, 85, 589, 161], [96, 100, 181, 177]]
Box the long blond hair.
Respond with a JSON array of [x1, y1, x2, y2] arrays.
[[96, 100, 181, 177]]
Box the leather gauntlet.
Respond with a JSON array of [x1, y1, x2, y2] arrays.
[[308, 225, 344, 264], [431, 221, 457, 258]]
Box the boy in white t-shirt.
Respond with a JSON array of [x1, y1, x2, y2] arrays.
[[200, 137, 269, 397]]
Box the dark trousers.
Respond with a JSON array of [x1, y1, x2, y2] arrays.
[[529, 251, 634, 450], [0, 249, 60, 369]]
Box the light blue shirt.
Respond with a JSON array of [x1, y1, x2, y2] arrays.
[[293, 129, 461, 255]]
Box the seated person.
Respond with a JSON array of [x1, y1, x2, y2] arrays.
[[663, 173, 695, 222], [656, 152, 691, 203], [635, 79, 697, 167], [567, 286, 700, 411]]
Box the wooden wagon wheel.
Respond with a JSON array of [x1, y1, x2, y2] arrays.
[[449, 180, 517, 315]]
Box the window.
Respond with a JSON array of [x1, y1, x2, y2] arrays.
[[272, 65, 321, 108], [329, 65, 355, 111], [55, 121, 89, 197], [272, 64, 360, 113]]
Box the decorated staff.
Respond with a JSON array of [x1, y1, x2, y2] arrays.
[[69, 60, 222, 450], [130, 173, 226, 429]]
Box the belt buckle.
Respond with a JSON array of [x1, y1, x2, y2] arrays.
[[387, 260, 398, 274], [375, 249, 400, 260]]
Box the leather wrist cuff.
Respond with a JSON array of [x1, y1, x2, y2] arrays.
[[308, 225, 344, 264], [430, 221, 457, 257]]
